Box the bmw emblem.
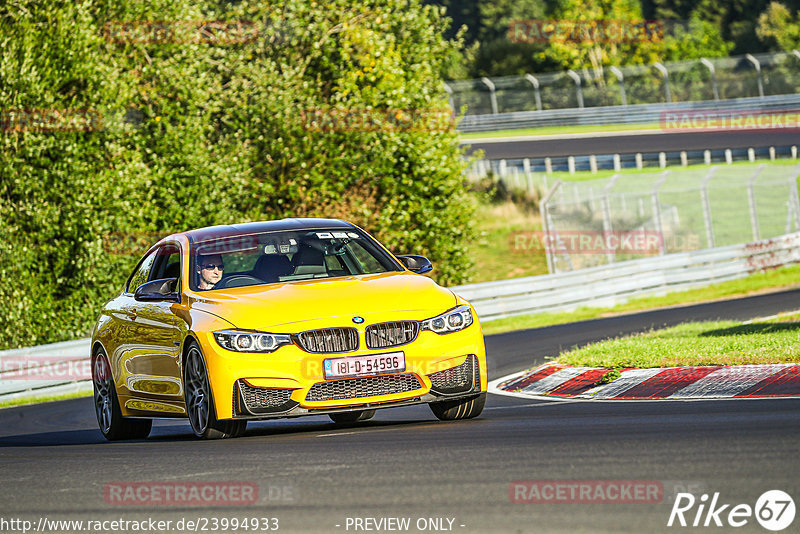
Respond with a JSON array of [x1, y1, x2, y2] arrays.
[[352, 316, 365, 324]]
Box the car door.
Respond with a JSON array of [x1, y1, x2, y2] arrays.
[[111, 247, 159, 401], [122, 242, 187, 414]]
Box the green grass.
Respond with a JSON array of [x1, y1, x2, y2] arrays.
[[0, 390, 92, 409], [555, 314, 800, 368], [481, 263, 800, 335], [470, 200, 548, 282], [538, 157, 800, 183], [459, 122, 662, 140]]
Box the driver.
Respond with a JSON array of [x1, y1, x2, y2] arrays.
[[196, 254, 224, 290]]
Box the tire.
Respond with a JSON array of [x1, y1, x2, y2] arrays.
[[429, 392, 486, 421], [328, 409, 376, 424], [184, 341, 246, 439], [93, 349, 152, 441]]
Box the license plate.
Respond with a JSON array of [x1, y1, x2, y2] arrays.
[[323, 352, 405, 379]]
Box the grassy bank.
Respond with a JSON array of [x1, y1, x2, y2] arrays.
[[470, 200, 547, 282], [554, 311, 800, 368], [481, 263, 800, 335], [0, 390, 92, 410]]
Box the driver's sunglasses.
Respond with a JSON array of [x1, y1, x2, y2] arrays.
[[201, 263, 224, 271]]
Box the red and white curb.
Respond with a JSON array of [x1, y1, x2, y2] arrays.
[[489, 363, 800, 400]]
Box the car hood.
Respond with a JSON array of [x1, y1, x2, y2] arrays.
[[189, 272, 458, 331]]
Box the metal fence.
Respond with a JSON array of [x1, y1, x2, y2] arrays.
[[447, 51, 800, 117], [540, 163, 800, 273], [452, 231, 800, 321], [0, 338, 92, 404], [457, 93, 800, 132]]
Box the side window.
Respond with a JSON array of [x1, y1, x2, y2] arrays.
[[149, 244, 181, 282], [127, 249, 158, 293], [347, 241, 384, 274]]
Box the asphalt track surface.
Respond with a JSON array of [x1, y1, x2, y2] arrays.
[[2, 289, 800, 533], [464, 130, 800, 159]]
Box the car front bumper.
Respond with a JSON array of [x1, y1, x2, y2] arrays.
[[197, 318, 487, 420]]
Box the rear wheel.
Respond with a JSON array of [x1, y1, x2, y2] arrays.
[[184, 341, 247, 439], [93, 349, 152, 441], [329, 409, 376, 424], [429, 393, 486, 421]]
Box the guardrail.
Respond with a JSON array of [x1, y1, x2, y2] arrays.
[[4, 232, 800, 403], [451, 232, 800, 321], [0, 338, 92, 404], [457, 94, 800, 133]]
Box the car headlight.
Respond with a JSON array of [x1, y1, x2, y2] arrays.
[[213, 330, 292, 353], [421, 305, 474, 335]]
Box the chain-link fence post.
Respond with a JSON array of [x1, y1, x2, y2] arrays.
[[602, 174, 621, 264], [700, 166, 718, 248], [443, 82, 455, 112], [480, 77, 498, 114], [566, 70, 584, 108], [541, 180, 563, 274], [654, 62, 672, 103], [747, 164, 766, 240], [651, 171, 670, 254], [609, 66, 627, 106], [699, 58, 719, 101], [746, 54, 765, 99], [524, 74, 543, 111], [786, 164, 800, 233]]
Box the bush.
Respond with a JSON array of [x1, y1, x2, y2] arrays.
[[0, 0, 475, 349]]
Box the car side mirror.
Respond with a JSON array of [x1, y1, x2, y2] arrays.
[[396, 255, 433, 275], [134, 278, 180, 302]]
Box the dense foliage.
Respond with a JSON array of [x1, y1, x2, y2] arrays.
[[0, 0, 475, 349], [429, 0, 800, 78]]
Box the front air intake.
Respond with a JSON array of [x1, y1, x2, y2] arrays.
[[427, 355, 479, 395], [305, 373, 423, 402]]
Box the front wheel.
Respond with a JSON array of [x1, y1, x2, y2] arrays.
[[429, 393, 486, 421], [184, 341, 246, 439], [93, 350, 152, 441]]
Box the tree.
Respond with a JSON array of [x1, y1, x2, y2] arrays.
[[757, 2, 800, 50], [0, 0, 476, 349]]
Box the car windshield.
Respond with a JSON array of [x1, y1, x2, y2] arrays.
[[189, 228, 402, 291]]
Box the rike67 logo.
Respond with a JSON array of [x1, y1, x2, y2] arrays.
[[668, 490, 795, 531]]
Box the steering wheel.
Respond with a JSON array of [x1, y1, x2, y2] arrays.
[[215, 274, 265, 289]]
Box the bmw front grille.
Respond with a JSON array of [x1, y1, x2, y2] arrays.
[[296, 327, 359, 353], [365, 321, 419, 349]]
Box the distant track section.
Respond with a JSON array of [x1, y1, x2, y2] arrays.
[[463, 130, 800, 159]]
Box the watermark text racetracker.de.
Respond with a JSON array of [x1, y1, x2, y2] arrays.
[[510, 481, 795, 531], [508, 19, 665, 44], [510, 480, 663, 504], [660, 109, 800, 132], [103, 20, 262, 45], [104, 481, 294, 506], [509, 230, 701, 255], [1, 109, 102, 133], [0, 356, 90, 381], [300, 107, 454, 133]]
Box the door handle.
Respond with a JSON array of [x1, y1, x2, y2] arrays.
[[130, 308, 137, 320]]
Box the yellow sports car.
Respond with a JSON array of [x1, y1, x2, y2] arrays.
[[91, 219, 487, 439]]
